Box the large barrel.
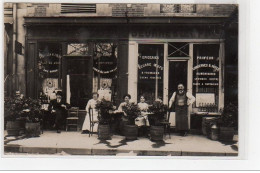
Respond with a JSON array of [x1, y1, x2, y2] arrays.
[[25, 122, 41, 137], [6, 121, 21, 136], [150, 125, 164, 141], [98, 124, 111, 140], [124, 125, 138, 140]]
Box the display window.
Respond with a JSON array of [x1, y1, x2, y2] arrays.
[[38, 42, 62, 102], [137, 44, 164, 104], [192, 44, 220, 112]]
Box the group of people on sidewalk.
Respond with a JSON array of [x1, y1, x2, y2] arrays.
[[48, 83, 195, 136], [79, 83, 195, 137]]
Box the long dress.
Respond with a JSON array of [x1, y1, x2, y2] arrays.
[[135, 102, 150, 126], [117, 102, 130, 134], [82, 99, 99, 132]]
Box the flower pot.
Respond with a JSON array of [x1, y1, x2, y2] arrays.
[[219, 127, 234, 142], [98, 124, 111, 140], [6, 121, 21, 136], [16, 118, 26, 135], [124, 125, 138, 140], [25, 122, 41, 137], [150, 125, 164, 141]]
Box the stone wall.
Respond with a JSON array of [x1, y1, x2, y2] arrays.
[[8, 3, 237, 17]]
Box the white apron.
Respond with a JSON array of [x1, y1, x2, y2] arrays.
[[135, 102, 150, 126], [82, 99, 99, 132]]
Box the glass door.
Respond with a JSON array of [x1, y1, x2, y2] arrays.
[[168, 60, 188, 111], [62, 56, 93, 109]]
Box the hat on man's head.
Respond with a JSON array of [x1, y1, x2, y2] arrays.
[[56, 91, 63, 97]]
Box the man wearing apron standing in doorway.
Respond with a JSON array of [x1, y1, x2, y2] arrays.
[[169, 84, 195, 136]]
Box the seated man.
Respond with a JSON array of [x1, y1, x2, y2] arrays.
[[48, 91, 70, 133]]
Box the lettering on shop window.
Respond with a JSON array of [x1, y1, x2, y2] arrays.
[[192, 55, 219, 87], [138, 56, 164, 80], [38, 53, 61, 78]]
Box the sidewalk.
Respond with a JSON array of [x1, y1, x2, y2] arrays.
[[4, 130, 238, 156]]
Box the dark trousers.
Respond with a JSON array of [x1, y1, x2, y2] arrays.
[[54, 110, 66, 131]]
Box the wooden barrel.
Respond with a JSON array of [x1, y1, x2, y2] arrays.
[[98, 124, 111, 140], [25, 122, 41, 137], [150, 126, 164, 141], [124, 125, 138, 140], [6, 121, 21, 136]]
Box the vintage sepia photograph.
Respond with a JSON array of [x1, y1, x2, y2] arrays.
[[3, 2, 238, 157]]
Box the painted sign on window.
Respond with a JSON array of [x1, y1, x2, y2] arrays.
[[192, 44, 220, 110]]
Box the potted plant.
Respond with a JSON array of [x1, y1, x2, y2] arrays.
[[96, 99, 114, 140], [4, 96, 27, 136], [122, 103, 140, 140], [148, 100, 168, 141], [217, 102, 238, 142], [23, 98, 43, 137]]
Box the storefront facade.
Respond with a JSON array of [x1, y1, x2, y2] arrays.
[[24, 22, 225, 113], [24, 23, 129, 109], [4, 4, 238, 125]]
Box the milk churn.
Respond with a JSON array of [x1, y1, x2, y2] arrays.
[[210, 123, 219, 141]]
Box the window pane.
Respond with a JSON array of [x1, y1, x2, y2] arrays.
[[192, 44, 220, 112], [168, 42, 189, 57], [93, 42, 118, 101], [67, 43, 89, 55], [138, 44, 164, 104], [38, 42, 62, 101]]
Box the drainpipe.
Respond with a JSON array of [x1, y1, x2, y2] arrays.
[[12, 3, 17, 93]]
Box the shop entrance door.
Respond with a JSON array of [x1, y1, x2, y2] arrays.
[[62, 56, 93, 109], [168, 60, 188, 111]]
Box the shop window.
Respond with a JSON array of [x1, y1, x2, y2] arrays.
[[93, 42, 118, 101], [138, 44, 164, 104], [38, 42, 62, 101], [168, 42, 189, 57], [192, 44, 220, 112]]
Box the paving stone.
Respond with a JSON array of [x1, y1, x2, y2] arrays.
[[21, 147, 57, 154], [181, 151, 226, 156], [4, 130, 238, 156], [57, 148, 91, 155]]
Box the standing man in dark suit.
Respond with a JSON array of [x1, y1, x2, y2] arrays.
[[48, 91, 70, 133]]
